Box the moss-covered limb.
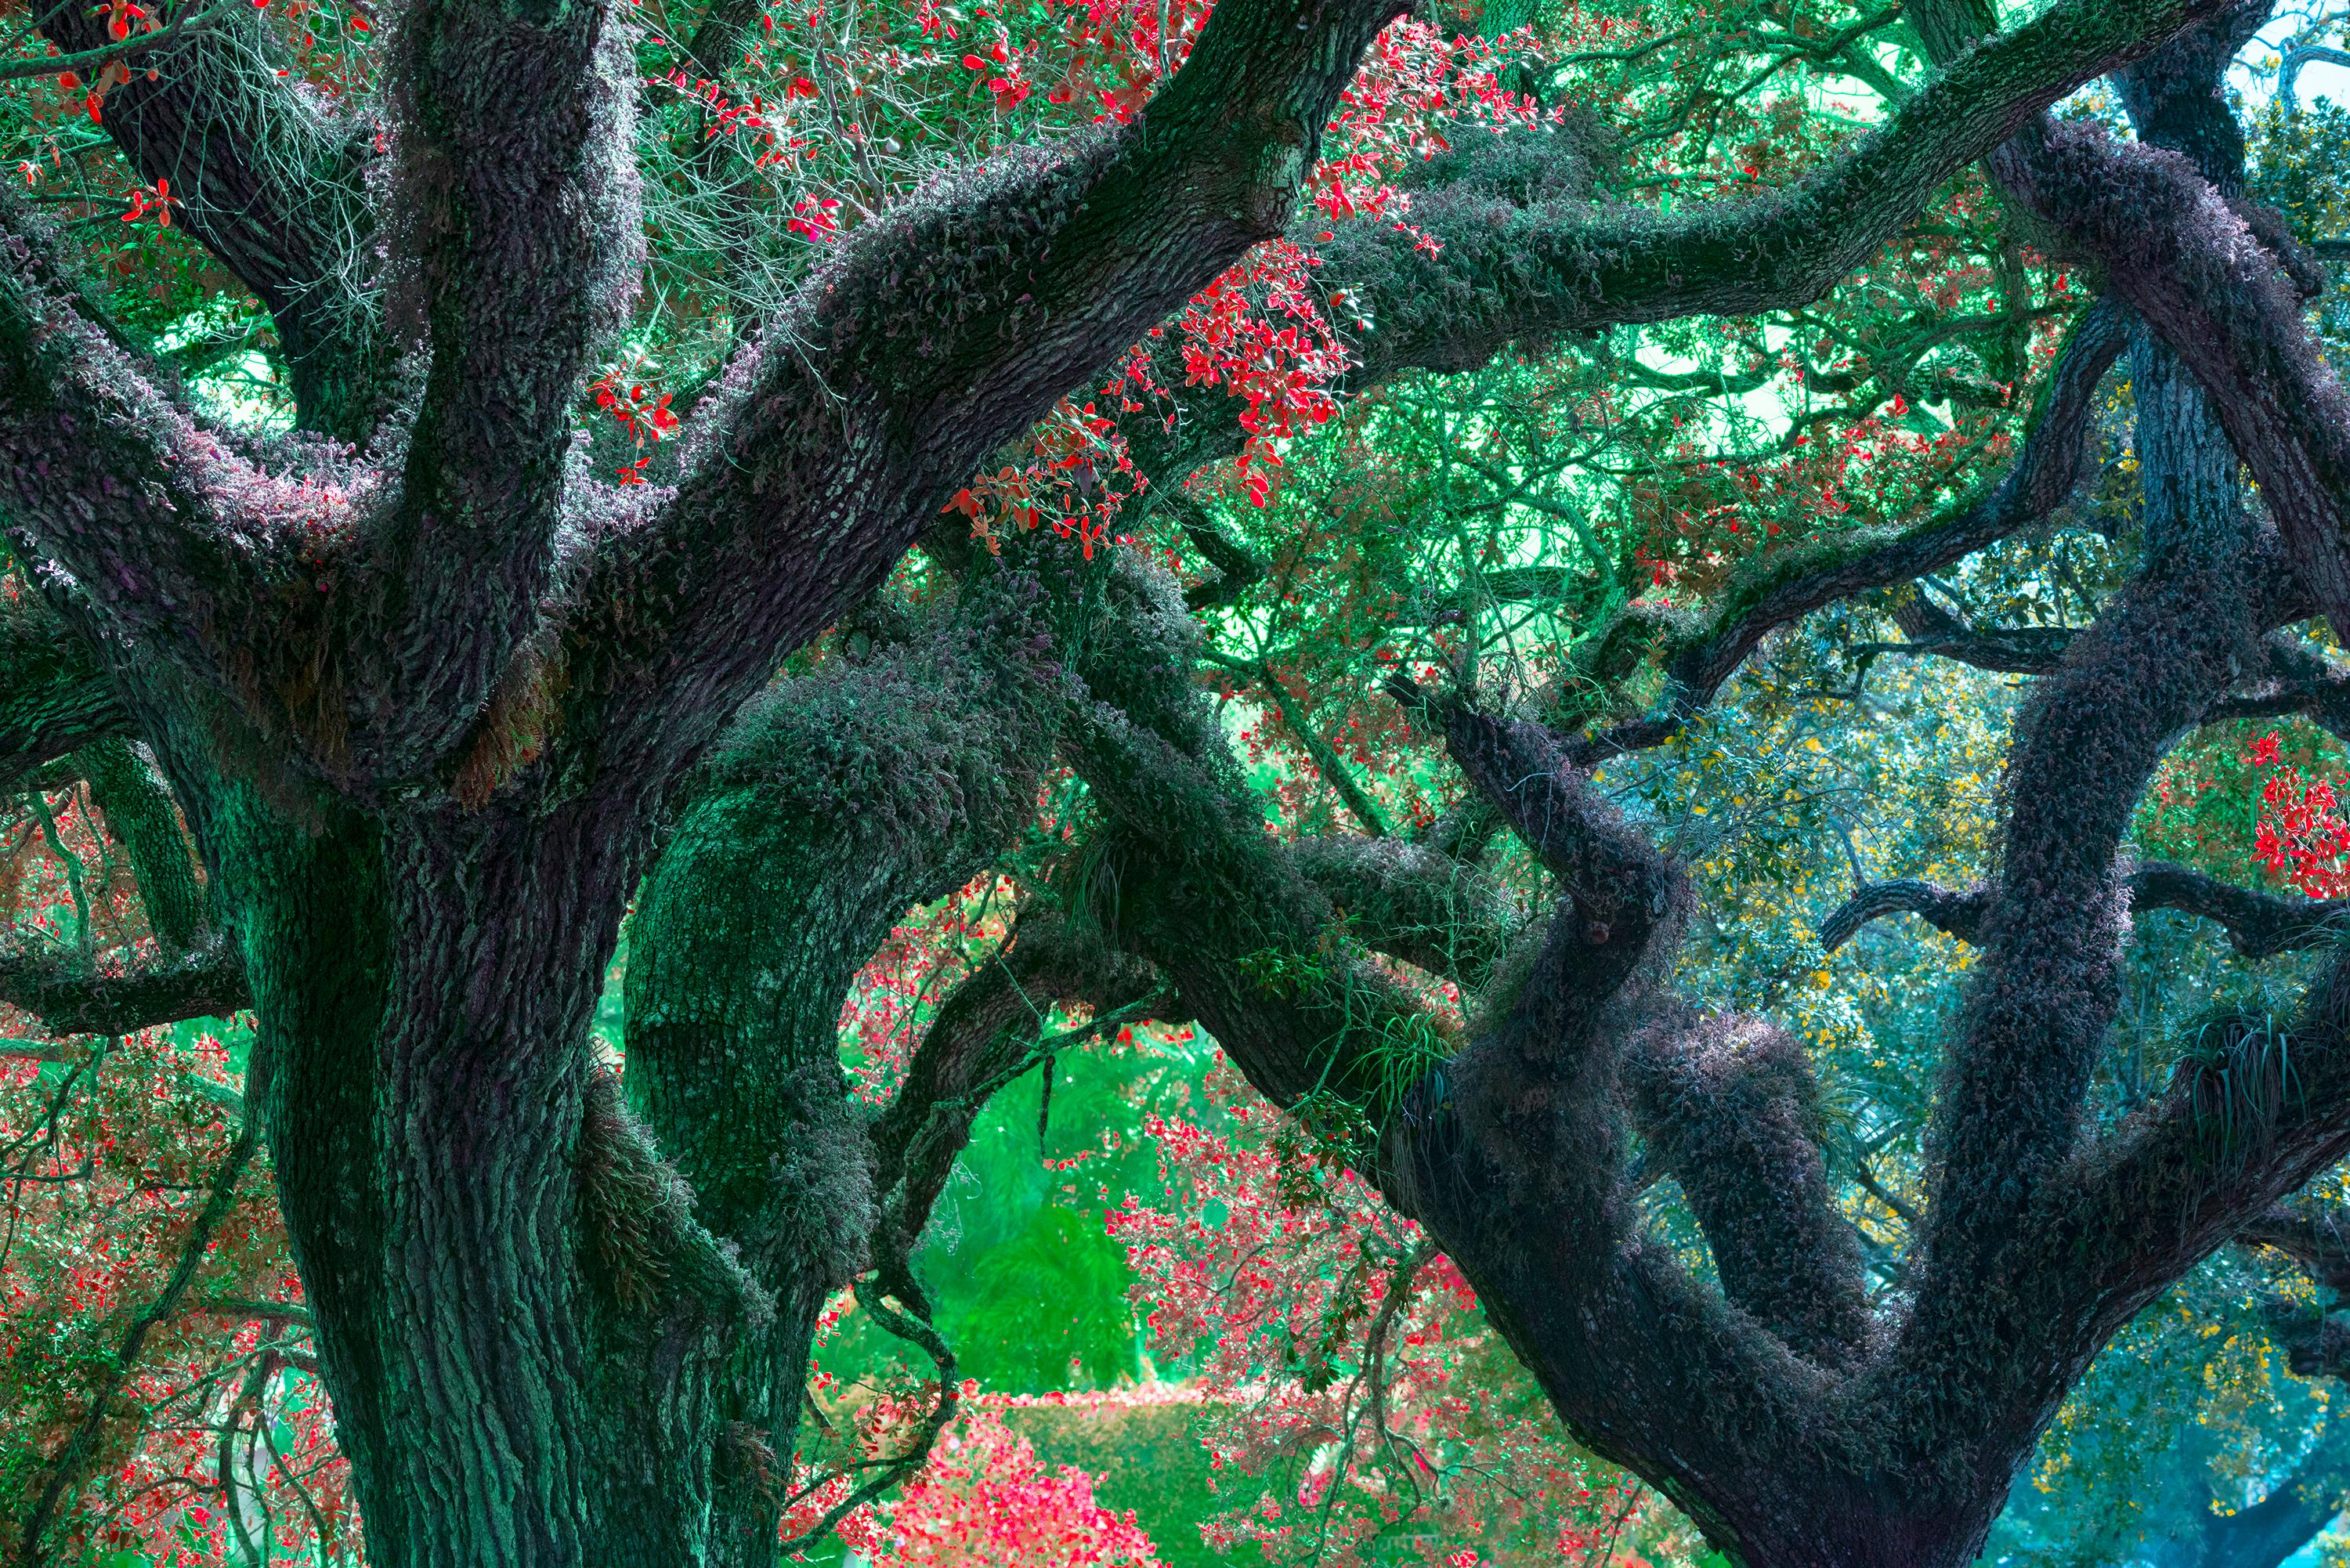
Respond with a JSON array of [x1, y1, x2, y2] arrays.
[[0, 188, 274, 710], [1287, 836, 1525, 998], [78, 740, 206, 952], [2071, 945, 2350, 1309], [1980, 115, 2350, 647], [27, 0, 384, 441], [0, 595, 126, 795], [1050, 0, 2189, 468], [1432, 695, 1681, 995], [620, 547, 1107, 1566], [2128, 865, 2350, 959], [1300, 1, 2212, 379], [627, 551, 1094, 1272], [1561, 297, 2129, 761], [1106, 20, 2153, 501], [2203, 634, 2350, 739], [1624, 1013, 1874, 1368], [327, 0, 645, 785], [572, 0, 1410, 786], [1818, 879, 1988, 952], [627, 645, 1033, 1236], [1890, 558, 2259, 1445], [1871, 594, 2080, 674], [1064, 559, 1454, 1125], [804, 0, 1411, 425], [0, 931, 248, 1034], [1064, 563, 2005, 1564], [1069, 708, 1433, 1121]]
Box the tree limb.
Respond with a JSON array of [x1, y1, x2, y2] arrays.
[[0, 187, 284, 726], [1821, 863, 2350, 959], [81, 739, 206, 952], [569, 0, 1412, 782], [1984, 112, 2350, 651], [0, 593, 125, 795], [0, 934, 249, 1034], [28, 0, 384, 439], [1314, 0, 2218, 384]]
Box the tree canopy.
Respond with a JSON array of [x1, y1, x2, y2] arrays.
[[15, 0, 2350, 1565]]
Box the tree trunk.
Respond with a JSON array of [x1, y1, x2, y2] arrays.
[[225, 781, 751, 1566]]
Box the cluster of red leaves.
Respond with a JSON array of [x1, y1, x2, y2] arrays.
[[886, 1398, 1162, 1566], [1312, 19, 1548, 226], [119, 176, 179, 226], [590, 363, 682, 483], [0, 788, 351, 1565], [2243, 732, 2350, 898], [1108, 1063, 1671, 1566], [782, 1386, 1168, 1566], [933, 5, 1548, 552]]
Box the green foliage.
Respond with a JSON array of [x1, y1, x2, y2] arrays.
[[939, 1204, 1141, 1393]]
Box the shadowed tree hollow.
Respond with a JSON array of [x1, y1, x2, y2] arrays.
[[17, 0, 2350, 1562]]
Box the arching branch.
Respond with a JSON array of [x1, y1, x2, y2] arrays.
[[870, 907, 1158, 1270], [1566, 296, 2130, 761], [1625, 1011, 1873, 1367], [1817, 878, 1987, 952], [27, 0, 385, 439], [1311, 0, 2215, 379], [0, 933, 249, 1035]]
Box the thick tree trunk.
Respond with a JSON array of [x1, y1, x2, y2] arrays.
[[223, 781, 751, 1566]]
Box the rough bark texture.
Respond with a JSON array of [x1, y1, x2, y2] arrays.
[[9, 0, 2335, 1563]]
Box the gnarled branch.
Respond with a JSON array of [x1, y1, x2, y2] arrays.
[[1820, 862, 2350, 959], [0, 934, 249, 1035]]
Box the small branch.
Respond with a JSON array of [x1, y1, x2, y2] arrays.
[[1818, 880, 1988, 952], [2239, 1208, 2350, 1291], [0, 3, 230, 82], [183, 1297, 315, 1329], [2282, 44, 2350, 110], [1565, 298, 2130, 763], [1175, 502, 1268, 612], [772, 1272, 960, 1556]]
